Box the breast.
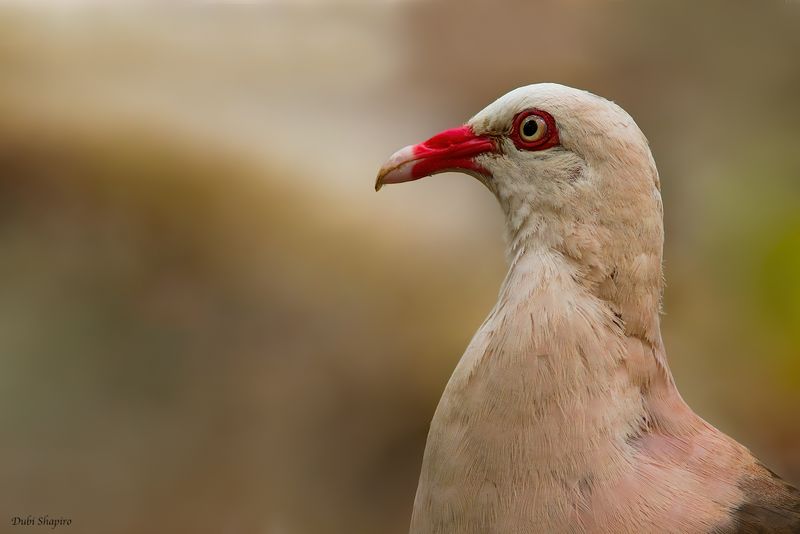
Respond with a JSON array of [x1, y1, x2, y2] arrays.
[[409, 299, 646, 533]]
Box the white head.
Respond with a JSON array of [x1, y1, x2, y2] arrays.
[[376, 83, 665, 341]]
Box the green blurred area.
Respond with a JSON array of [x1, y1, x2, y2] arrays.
[[0, 2, 798, 533]]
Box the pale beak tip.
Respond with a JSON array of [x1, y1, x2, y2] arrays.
[[374, 168, 389, 192], [374, 145, 416, 193]]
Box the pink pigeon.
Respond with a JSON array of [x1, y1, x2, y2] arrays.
[[376, 84, 800, 533]]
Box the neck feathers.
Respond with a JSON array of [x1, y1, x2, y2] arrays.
[[411, 249, 658, 531], [498, 174, 665, 346]]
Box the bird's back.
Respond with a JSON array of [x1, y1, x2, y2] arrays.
[[723, 462, 800, 533]]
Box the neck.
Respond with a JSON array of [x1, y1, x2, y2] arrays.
[[499, 193, 665, 345], [486, 247, 649, 450], [496, 239, 686, 435], [412, 232, 690, 531], [420, 247, 650, 529]]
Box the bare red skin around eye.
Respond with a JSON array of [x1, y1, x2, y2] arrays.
[[509, 109, 560, 151]]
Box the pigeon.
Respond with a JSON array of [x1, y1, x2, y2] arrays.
[[375, 84, 800, 534]]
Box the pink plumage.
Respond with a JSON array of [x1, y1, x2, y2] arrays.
[[376, 83, 800, 534]]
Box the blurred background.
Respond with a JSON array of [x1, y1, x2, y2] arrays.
[[0, 1, 798, 533]]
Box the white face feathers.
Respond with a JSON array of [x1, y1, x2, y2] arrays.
[[467, 84, 661, 238]]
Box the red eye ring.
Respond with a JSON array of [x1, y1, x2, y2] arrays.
[[510, 109, 560, 151]]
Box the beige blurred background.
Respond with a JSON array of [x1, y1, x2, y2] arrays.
[[0, 1, 798, 533]]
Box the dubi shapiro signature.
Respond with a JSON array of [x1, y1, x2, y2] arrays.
[[11, 515, 72, 529]]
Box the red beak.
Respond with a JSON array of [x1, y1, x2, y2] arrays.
[[375, 125, 497, 191]]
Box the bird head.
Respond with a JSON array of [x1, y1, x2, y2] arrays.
[[376, 83, 665, 341]]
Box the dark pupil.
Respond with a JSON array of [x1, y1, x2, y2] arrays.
[[522, 118, 539, 138]]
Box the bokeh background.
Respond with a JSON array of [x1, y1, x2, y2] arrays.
[[0, 1, 798, 533]]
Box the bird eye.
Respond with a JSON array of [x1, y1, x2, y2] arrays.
[[519, 115, 547, 142], [510, 109, 559, 151]]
